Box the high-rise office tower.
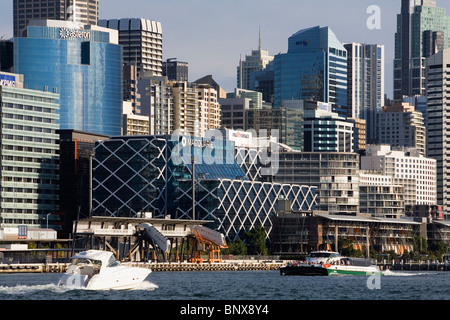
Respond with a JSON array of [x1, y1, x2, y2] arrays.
[[245, 102, 304, 151], [377, 102, 426, 156], [237, 30, 274, 90], [99, 18, 163, 77], [137, 74, 172, 135], [197, 84, 221, 137], [345, 43, 385, 144], [394, 0, 450, 100], [303, 103, 355, 153], [123, 64, 141, 114], [163, 59, 188, 82], [168, 81, 200, 137], [0, 40, 13, 72], [273, 26, 348, 117], [0, 71, 60, 229], [14, 20, 123, 136], [13, 0, 99, 37], [426, 48, 450, 218]]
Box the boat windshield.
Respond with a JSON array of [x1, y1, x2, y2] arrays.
[[309, 252, 339, 258], [71, 258, 102, 269], [107, 255, 122, 267]]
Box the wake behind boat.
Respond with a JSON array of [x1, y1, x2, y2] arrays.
[[280, 251, 381, 276], [57, 250, 151, 290]]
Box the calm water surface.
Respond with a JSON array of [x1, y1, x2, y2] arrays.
[[0, 269, 448, 301]]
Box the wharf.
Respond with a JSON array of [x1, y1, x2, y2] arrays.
[[0, 260, 286, 274], [0, 262, 67, 273], [129, 260, 286, 272], [2, 260, 449, 273]]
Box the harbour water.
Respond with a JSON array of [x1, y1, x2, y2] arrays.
[[0, 269, 448, 301]]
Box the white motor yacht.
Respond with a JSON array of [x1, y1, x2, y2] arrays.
[[58, 250, 151, 290]]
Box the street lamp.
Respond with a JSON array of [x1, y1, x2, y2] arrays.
[[46, 213, 51, 229], [191, 156, 195, 221]]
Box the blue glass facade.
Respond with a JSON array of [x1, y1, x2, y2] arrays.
[[14, 25, 123, 136], [273, 26, 348, 116]]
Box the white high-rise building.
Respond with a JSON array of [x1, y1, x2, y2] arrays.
[[344, 43, 385, 144], [426, 48, 450, 218], [377, 102, 426, 156], [13, 0, 99, 37], [196, 84, 221, 137], [361, 145, 437, 207], [99, 18, 163, 77], [237, 30, 274, 90]]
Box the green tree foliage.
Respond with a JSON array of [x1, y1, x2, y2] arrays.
[[412, 235, 427, 254], [334, 237, 363, 258], [428, 241, 448, 259], [221, 238, 247, 255], [244, 226, 268, 255]]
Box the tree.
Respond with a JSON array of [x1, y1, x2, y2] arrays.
[[412, 235, 427, 254], [221, 238, 247, 255], [244, 226, 268, 255], [334, 237, 363, 258], [429, 241, 448, 259]]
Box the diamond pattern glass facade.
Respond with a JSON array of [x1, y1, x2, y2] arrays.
[[93, 135, 246, 218], [177, 179, 317, 241], [93, 134, 317, 241]]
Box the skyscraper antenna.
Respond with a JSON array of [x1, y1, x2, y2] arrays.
[[259, 26, 262, 51]]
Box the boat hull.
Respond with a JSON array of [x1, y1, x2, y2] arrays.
[[58, 266, 152, 290], [280, 265, 328, 276], [325, 266, 381, 276], [86, 267, 152, 290], [280, 264, 381, 276]]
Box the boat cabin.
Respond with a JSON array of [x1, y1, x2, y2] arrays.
[[330, 257, 374, 267]]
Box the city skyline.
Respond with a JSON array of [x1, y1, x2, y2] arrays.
[[3, 0, 450, 98]]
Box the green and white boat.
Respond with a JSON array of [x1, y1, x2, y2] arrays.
[[280, 251, 382, 276]]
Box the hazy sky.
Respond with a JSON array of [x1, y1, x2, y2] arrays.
[[2, 0, 450, 98]]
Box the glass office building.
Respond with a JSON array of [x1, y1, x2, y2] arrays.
[[394, 0, 450, 99], [93, 134, 317, 241], [93, 134, 241, 218], [273, 26, 348, 117], [14, 21, 123, 136], [0, 72, 60, 229], [345, 43, 384, 144], [177, 179, 316, 241]]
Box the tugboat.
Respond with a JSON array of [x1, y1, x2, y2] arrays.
[[280, 251, 381, 276]]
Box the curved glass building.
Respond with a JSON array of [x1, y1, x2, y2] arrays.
[[273, 26, 348, 117], [14, 21, 123, 136]]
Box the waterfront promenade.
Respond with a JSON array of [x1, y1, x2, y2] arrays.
[[0, 260, 286, 274]]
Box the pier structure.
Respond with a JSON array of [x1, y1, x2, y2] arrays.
[[71, 216, 227, 263]]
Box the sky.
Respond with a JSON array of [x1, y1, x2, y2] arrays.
[[2, 0, 450, 99]]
